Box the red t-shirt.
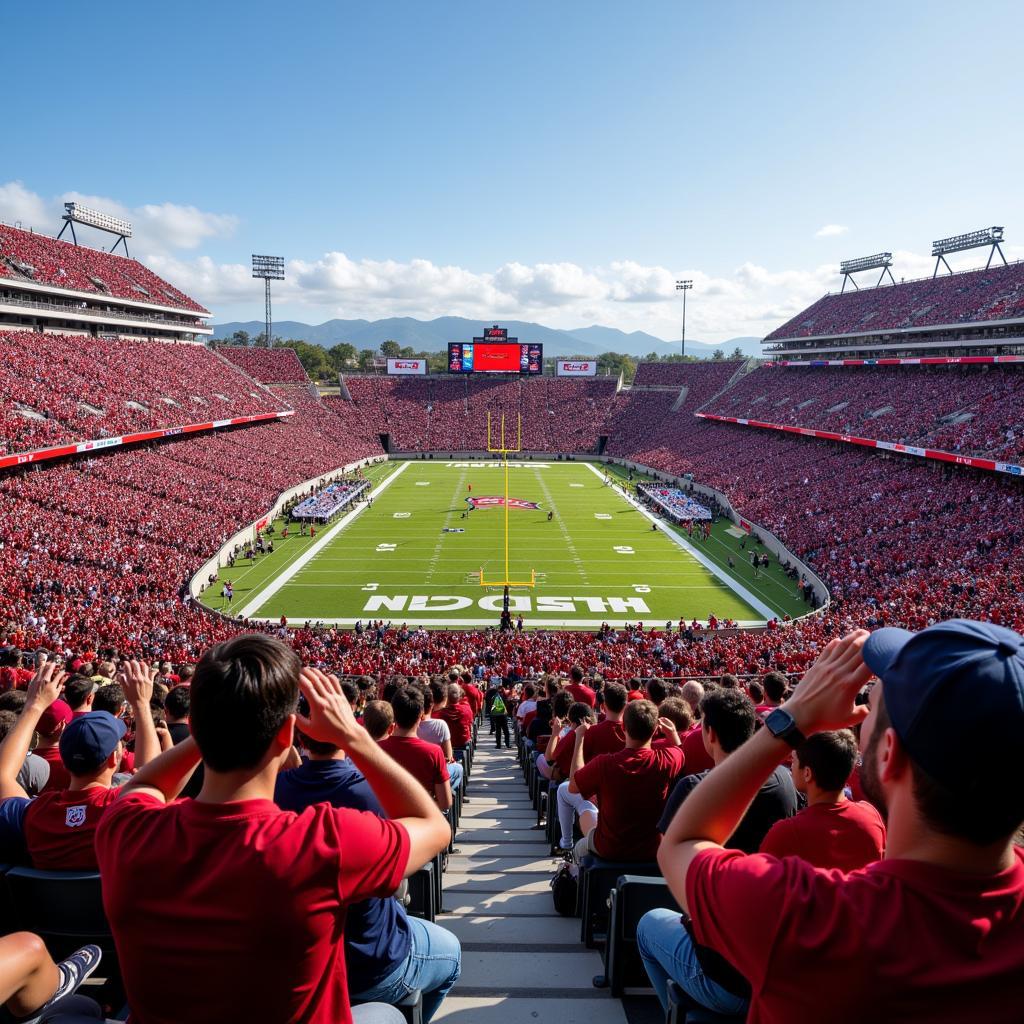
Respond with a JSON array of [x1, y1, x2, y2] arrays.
[[686, 845, 1024, 1024], [759, 800, 886, 872], [463, 684, 483, 716], [681, 725, 714, 776], [574, 745, 685, 861], [437, 702, 474, 749], [96, 792, 410, 1024], [583, 719, 625, 761], [551, 729, 575, 778], [23, 785, 120, 870], [566, 683, 596, 708], [36, 747, 71, 794], [379, 735, 451, 796]]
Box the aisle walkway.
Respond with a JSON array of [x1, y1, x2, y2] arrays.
[[434, 744, 634, 1024]]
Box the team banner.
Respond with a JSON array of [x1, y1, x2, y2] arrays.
[[386, 358, 427, 375], [775, 356, 1024, 367], [696, 413, 1024, 478], [556, 360, 598, 376]]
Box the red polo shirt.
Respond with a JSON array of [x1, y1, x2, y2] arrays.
[[681, 725, 714, 775], [582, 719, 625, 761], [23, 786, 120, 870], [760, 799, 886, 872], [574, 745, 685, 861], [463, 684, 483, 716], [686, 845, 1024, 1024], [566, 683, 596, 707], [96, 792, 409, 1024], [379, 735, 450, 796]]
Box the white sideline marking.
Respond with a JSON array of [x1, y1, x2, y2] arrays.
[[581, 462, 775, 621], [235, 461, 411, 618]]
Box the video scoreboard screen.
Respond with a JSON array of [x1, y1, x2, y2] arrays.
[[448, 340, 543, 374]]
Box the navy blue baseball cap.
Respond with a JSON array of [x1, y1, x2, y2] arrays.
[[59, 711, 127, 775], [862, 619, 1024, 791]]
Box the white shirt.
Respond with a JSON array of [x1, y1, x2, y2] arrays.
[[516, 699, 538, 722], [417, 718, 451, 748]]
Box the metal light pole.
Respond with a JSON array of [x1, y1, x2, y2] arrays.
[[676, 279, 693, 357]]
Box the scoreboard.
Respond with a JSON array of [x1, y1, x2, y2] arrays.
[[448, 326, 542, 374]]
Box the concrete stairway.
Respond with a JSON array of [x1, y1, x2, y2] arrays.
[[434, 744, 634, 1024]]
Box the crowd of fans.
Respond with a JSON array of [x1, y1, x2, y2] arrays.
[[217, 346, 310, 384], [0, 331, 285, 456], [0, 224, 206, 313], [706, 363, 1024, 461], [766, 259, 1024, 340]]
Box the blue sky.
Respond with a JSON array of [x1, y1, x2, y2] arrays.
[[2, 0, 1022, 341]]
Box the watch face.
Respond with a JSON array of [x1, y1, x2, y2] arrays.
[[765, 708, 795, 735]]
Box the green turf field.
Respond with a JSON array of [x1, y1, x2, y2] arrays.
[[201, 460, 810, 628]]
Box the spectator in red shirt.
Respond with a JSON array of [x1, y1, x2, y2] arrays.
[[565, 665, 596, 707], [760, 729, 886, 870], [95, 635, 452, 1024], [755, 670, 788, 716], [62, 675, 97, 718], [437, 684, 474, 751], [536, 690, 575, 780], [655, 622, 1024, 1024], [460, 672, 483, 717], [380, 688, 454, 811], [570, 699, 684, 863], [554, 683, 627, 850], [31, 699, 73, 794]]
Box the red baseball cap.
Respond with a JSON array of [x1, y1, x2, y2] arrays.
[[37, 700, 73, 736]]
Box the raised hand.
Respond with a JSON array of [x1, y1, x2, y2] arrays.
[[296, 667, 361, 748], [657, 717, 681, 746], [26, 659, 67, 711], [118, 659, 157, 709], [783, 630, 875, 734]]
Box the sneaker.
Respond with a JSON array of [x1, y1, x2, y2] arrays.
[[17, 945, 102, 1024]]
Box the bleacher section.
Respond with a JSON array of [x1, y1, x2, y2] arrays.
[[766, 260, 1024, 341], [0, 330, 285, 456], [0, 224, 207, 313], [218, 346, 309, 383]]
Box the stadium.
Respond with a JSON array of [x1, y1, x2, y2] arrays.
[[1, 7, 1023, 1024]]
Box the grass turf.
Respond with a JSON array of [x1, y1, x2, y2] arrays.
[[200, 460, 811, 628]]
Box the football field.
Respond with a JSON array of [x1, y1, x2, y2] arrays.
[[205, 460, 807, 628]]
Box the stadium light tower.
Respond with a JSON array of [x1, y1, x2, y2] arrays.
[[676, 280, 693, 357], [931, 227, 1007, 277], [252, 255, 285, 347]]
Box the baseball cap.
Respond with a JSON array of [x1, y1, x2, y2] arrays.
[[862, 619, 1024, 791], [59, 711, 127, 775], [37, 699, 73, 736]]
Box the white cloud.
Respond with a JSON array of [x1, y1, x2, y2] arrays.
[[815, 224, 849, 238]]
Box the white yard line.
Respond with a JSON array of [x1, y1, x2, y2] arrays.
[[427, 467, 468, 581], [235, 461, 411, 618], [582, 462, 775, 621], [534, 466, 588, 583]]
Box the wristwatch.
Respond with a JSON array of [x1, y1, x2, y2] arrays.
[[764, 708, 806, 749]]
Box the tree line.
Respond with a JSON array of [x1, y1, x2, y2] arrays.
[[207, 330, 746, 383]]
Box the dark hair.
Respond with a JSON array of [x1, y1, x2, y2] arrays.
[[165, 685, 191, 720], [762, 671, 788, 703], [571, 665, 584, 683], [657, 697, 693, 733], [603, 682, 628, 714], [340, 678, 359, 707], [93, 682, 126, 716], [795, 730, 857, 792], [428, 681, 447, 707], [362, 700, 394, 740], [190, 634, 300, 773], [0, 709, 17, 740], [747, 681, 765, 705], [552, 690, 573, 717], [63, 676, 95, 711], [567, 701, 593, 726], [391, 687, 425, 730], [718, 673, 740, 690], [646, 678, 668, 705], [700, 689, 757, 752], [523, 684, 535, 699], [872, 695, 1024, 846], [0, 690, 28, 713], [623, 700, 659, 742]]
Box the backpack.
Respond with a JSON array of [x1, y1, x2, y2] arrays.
[[550, 860, 578, 916], [491, 695, 507, 715]]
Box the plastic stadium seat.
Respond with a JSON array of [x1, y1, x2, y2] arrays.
[[577, 856, 661, 948], [595, 874, 681, 995], [352, 988, 423, 1024], [406, 862, 437, 922]]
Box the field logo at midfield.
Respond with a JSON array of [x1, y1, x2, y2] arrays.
[[467, 496, 541, 511], [363, 594, 652, 614]]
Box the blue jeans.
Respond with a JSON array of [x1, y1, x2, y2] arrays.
[[350, 916, 461, 1023], [447, 761, 464, 794], [637, 908, 749, 1017]]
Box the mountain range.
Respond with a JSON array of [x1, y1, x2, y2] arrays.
[[208, 316, 763, 359]]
